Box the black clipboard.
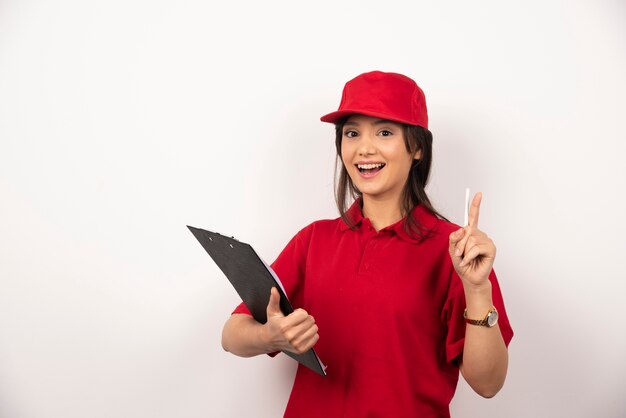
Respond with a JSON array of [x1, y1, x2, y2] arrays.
[[187, 225, 327, 377]]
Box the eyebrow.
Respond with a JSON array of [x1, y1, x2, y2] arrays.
[[343, 119, 399, 127]]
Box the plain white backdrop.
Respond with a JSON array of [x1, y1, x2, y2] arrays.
[[1, 1, 625, 417]]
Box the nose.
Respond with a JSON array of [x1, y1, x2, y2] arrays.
[[357, 132, 376, 156]]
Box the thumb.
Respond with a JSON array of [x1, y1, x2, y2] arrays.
[[266, 287, 284, 318]]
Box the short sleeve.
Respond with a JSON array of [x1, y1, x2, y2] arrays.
[[442, 268, 514, 365], [231, 225, 312, 317]]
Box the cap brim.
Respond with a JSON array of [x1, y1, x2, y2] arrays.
[[320, 109, 420, 127]]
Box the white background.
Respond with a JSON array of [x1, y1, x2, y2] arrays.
[[1, 1, 625, 417]]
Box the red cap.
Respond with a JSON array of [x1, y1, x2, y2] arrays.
[[320, 71, 428, 129]]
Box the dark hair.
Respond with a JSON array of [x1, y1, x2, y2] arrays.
[[334, 117, 448, 239]]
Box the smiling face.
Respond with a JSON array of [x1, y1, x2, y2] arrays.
[[340, 114, 421, 204]]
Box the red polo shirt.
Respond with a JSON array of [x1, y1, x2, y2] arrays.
[[232, 200, 513, 418]]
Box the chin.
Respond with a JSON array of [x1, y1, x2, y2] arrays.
[[357, 186, 386, 198]]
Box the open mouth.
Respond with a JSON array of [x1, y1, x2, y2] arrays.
[[356, 162, 386, 175]]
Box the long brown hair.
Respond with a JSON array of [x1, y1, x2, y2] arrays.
[[334, 117, 448, 239]]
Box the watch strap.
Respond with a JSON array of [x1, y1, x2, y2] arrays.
[[464, 307, 497, 327]]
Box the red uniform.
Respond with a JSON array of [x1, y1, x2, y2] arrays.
[[233, 200, 514, 418]]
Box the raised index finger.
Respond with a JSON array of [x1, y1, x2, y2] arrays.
[[468, 192, 483, 227]]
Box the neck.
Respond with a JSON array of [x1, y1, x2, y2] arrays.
[[361, 194, 404, 232]]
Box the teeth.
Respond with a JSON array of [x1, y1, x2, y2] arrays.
[[357, 163, 385, 169]]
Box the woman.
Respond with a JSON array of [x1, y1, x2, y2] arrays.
[[221, 71, 513, 418]]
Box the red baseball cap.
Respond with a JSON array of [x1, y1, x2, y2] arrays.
[[320, 70, 428, 129]]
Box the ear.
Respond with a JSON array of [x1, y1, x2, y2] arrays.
[[413, 149, 422, 160]]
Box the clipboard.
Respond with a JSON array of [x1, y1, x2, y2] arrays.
[[187, 225, 327, 377]]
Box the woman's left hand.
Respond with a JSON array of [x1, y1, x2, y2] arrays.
[[448, 192, 496, 289]]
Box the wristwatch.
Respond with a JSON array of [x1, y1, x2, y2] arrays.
[[464, 307, 498, 327]]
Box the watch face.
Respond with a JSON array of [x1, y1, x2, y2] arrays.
[[487, 310, 499, 327]]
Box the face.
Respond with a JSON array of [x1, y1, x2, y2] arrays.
[[341, 114, 421, 203]]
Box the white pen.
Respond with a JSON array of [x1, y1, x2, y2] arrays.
[[464, 188, 470, 227]]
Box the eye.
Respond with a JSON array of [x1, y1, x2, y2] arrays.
[[344, 130, 358, 138], [378, 129, 393, 137]]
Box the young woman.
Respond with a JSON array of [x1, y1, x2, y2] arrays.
[[221, 71, 513, 418]]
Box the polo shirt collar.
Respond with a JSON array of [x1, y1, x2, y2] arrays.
[[339, 198, 365, 231], [339, 198, 439, 244]]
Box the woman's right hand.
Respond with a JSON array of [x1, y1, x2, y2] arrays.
[[262, 287, 319, 354]]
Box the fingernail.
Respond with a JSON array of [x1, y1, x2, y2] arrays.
[[455, 248, 462, 257], [459, 259, 465, 266]]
